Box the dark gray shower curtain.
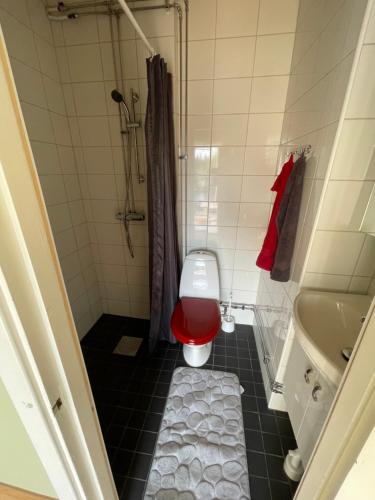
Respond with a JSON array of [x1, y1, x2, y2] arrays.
[[145, 55, 180, 352]]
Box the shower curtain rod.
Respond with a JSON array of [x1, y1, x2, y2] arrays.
[[117, 0, 155, 56], [47, 0, 178, 57]]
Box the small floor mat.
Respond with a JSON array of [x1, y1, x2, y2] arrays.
[[112, 336, 143, 356], [144, 367, 250, 500]]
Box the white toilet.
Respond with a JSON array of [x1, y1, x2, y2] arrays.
[[171, 250, 221, 367]]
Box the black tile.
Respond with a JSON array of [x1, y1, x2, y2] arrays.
[[128, 411, 146, 430], [148, 358, 164, 370], [281, 436, 298, 456], [107, 446, 118, 464], [240, 370, 255, 383], [97, 404, 117, 429], [120, 392, 135, 409], [244, 384, 257, 399], [121, 428, 140, 451], [269, 480, 292, 500], [164, 350, 178, 360], [260, 414, 279, 434], [214, 346, 226, 355], [239, 357, 252, 369], [266, 455, 288, 482], [226, 347, 236, 357], [214, 337, 225, 345], [257, 397, 275, 416], [158, 370, 173, 383], [149, 397, 166, 414], [247, 451, 268, 477], [290, 479, 299, 494], [243, 411, 260, 431], [130, 453, 152, 480], [242, 395, 258, 412], [242, 381, 256, 394], [263, 433, 283, 456], [134, 394, 152, 411], [255, 382, 266, 397], [154, 382, 170, 397], [214, 355, 226, 366], [277, 417, 294, 437], [113, 407, 132, 427], [237, 340, 249, 349], [245, 429, 264, 452], [252, 358, 261, 371], [140, 381, 156, 396], [143, 412, 162, 432], [136, 431, 157, 454], [238, 348, 250, 358], [144, 369, 159, 382], [162, 359, 175, 370], [122, 478, 145, 500], [112, 449, 133, 475], [226, 356, 238, 368], [249, 475, 271, 500], [114, 474, 126, 495], [106, 424, 125, 447]]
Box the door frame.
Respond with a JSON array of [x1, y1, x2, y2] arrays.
[[0, 28, 117, 500], [0, 265, 84, 499]]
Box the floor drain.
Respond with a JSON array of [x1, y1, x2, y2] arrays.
[[113, 336, 143, 356]]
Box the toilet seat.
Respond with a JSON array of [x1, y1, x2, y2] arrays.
[[171, 297, 221, 346]]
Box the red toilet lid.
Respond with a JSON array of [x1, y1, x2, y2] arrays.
[[171, 297, 221, 346]]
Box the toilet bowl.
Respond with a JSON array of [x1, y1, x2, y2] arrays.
[[171, 251, 221, 367]]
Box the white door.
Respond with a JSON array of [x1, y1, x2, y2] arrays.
[[0, 267, 84, 499], [0, 30, 117, 500]]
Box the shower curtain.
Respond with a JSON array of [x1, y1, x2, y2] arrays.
[[145, 55, 180, 352]]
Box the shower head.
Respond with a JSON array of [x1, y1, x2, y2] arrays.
[[111, 89, 125, 104], [111, 88, 132, 123], [111, 89, 141, 131]]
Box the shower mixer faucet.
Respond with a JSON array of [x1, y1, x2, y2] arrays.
[[116, 211, 145, 222]]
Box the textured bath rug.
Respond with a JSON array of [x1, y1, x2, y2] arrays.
[[144, 367, 250, 500], [112, 336, 142, 356]]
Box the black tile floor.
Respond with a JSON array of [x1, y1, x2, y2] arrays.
[[81, 314, 298, 500]]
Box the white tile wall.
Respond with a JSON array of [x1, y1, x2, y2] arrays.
[[0, 0, 103, 338], [254, 0, 372, 396], [302, 0, 375, 295], [185, 0, 298, 323]]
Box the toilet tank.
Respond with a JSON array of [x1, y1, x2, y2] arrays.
[[179, 250, 220, 300]]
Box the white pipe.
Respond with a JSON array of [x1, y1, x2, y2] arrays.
[[117, 0, 156, 57], [227, 293, 232, 319], [47, 14, 69, 20]]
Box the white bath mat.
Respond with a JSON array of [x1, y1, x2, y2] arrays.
[[144, 367, 250, 500], [112, 336, 143, 356]]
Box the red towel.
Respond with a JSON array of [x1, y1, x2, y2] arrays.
[[256, 154, 295, 271]]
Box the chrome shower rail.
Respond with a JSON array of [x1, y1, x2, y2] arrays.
[[47, 1, 176, 55], [47, 0, 179, 18]]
